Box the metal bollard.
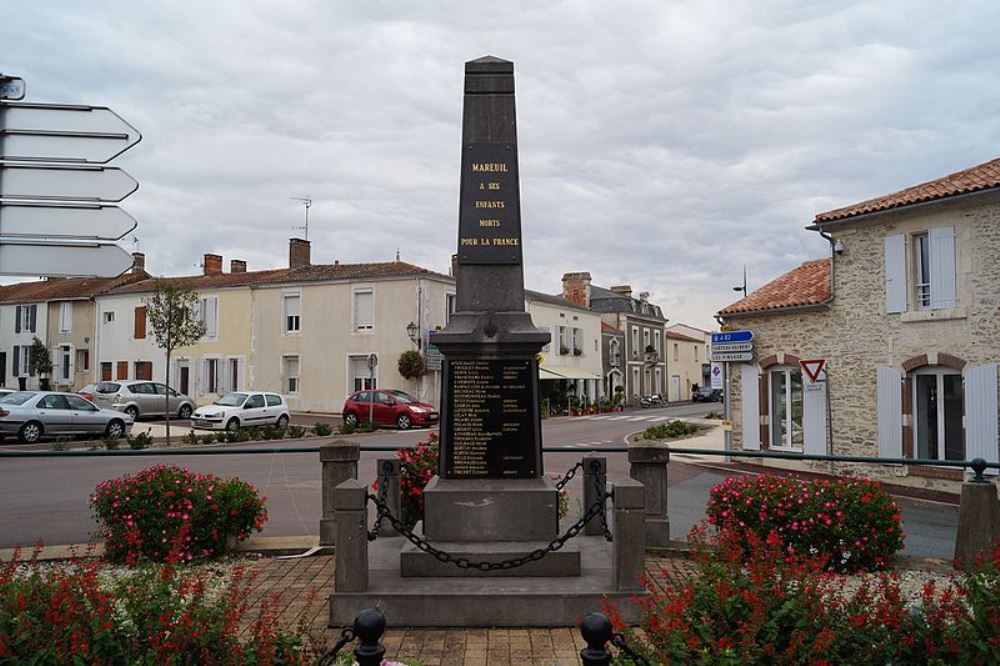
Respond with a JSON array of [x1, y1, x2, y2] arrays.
[[583, 455, 607, 537], [579, 612, 613, 665], [320, 440, 361, 546], [375, 458, 401, 537], [353, 608, 387, 666]]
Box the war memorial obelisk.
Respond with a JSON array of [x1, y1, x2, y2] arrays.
[[330, 56, 646, 627]]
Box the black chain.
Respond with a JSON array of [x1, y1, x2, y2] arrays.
[[317, 627, 355, 666], [589, 459, 613, 542], [367, 488, 613, 571], [555, 461, 583, 490], [611, 632, 651, 665], [367, 460, 393, 541]]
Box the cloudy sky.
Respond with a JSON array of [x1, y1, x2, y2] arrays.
[[4, 0, 999, 329]]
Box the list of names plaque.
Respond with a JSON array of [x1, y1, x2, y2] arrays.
[[444, 358, 537, 478]]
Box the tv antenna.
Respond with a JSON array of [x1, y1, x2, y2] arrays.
[[290, 196, 312, 240]]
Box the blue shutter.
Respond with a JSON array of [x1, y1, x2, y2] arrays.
[[877, 366, 902, 458], [929, 226, 957, 310], [884, 235, 907, 313]]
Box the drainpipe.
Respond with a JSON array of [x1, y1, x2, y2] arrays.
[[818, 230, 837, 472]]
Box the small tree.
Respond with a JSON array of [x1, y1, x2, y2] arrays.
[[146, 280, 206, 446], [398, 350, 426, 380], [28, 336, 53, 390]]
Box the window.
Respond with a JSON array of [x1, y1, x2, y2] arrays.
[[133, 306, 147, 339], [349, 355, 377, 392], [913, 367, 964, 461], [246, 394, 265, 408], [265, 394, 282, 407], [134, 361, 152, 380], [13, 346, 31, 377], [653, 330, 661, 354], [769, 367, 804, 449], [283, 294, 301, 332], [59, 302, 72, 333], [103, 311, 115, 324], [913, 233, 931, 309], [630, 326, 639, 357], [101, 362, 112, 381], [446, 293, 457, 324], [38, 394, 69, 410], [116, 361, 128, 380], [283, 356, 299, 394], [572, 328, 582, 355], [203, 358, 219, 393], [673, 343, 679, 362], [558, 326, 570, 354], [631, 366, 640, 397], [643, 329, 651, 351], [885, 228, 956, 314], [694, 345, 699, 362], [353, 289, 374, 331], [76, 349, 89, 372], [609, 339, 620, 366], [228, 358, 241, 392], [60, 345, 71, 381], [197, 296, 219, 339], [14, 305, 37, 333], [65, 395, 96, 411]]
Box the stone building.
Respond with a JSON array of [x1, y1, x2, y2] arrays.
[[719, 157, 1000, 489], [562, 272, 668, 406]]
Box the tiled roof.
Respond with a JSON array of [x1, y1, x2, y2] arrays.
[[105, 261, 451, 295], [665, 330, 702, 343], [601, 321, 622, 335], [524, 289, 591, 312], [0, 272, 148, 304], [718, 259, 830, 316], [814, 157, 1000, 224]]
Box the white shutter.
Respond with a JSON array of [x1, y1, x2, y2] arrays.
[[207, 297, 219, 338], [964, 363, 998, 468], [929, 226, 957, 310], [740, 364, 760, 450], [876, 366, 902, 458], [353, 290, 373, 329], [803, 376, 827, 456], [284, 294, 301, 317], [884, 234, 907, 314]]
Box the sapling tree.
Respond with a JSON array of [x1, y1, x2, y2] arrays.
[[146, 280, 206, 446], [28, 336, 53, 390]]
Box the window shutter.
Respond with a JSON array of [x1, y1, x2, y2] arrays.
[[12, 347, 19, 376], [209, 298, 219, 337], [884, 234, 907, 313], [876, 366, 902, 458], [15, 306, 21, 333], [929, 226, 957, 310], [740, 364, 760, 450], [353, 291, 373, 329], [964, 363, 998, 469], [803, 375, 827, 456], [29, 305, 37, 332], [28, 345, 36, 376], [134, 306, 147, 339], [285, 295, 301, 317]]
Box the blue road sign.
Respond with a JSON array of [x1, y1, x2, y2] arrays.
[[712, 330, 754, 344]]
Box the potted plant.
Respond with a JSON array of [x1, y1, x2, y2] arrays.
[[28, 337, 53, 391], [559, 345, 570, 356]]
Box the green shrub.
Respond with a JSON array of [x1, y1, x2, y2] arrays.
[[398, 350, 426, 379], [314, 422, 333, 436], [51, 437, 70, 452], [643, 420, 698, 440], [707, 474, 905, 572], [260, 425, 284, 440], [199, 434, 216, 445], [182, 430, 199, 446], [103, 437, 120, 451], [91, 463, 267, 564], [127, 431, 153, 450], [286, 425, 306, 439], [213, 432, 227, 443], [338, 422, 356, 435], [242, 426, 262, 441]]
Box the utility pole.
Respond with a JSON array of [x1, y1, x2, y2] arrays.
[[290, 196, 312, 240]]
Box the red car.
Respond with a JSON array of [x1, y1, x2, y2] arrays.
[[342, 389, 439, 430]]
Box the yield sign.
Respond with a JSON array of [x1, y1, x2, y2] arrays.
[[800, 359, 826, 383]]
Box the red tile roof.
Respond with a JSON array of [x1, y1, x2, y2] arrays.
[[0, 272, 147, 304], [718, 259, 830, 316], [665, 330, 702, 343], [601, 321, 621, 335], [814, 157, 1000, 224], [105, 261, 450, 295]]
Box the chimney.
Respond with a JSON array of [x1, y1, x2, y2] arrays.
[[289, 238, 311, 270], [610, 284, 632, 300], [230, 259, 247, 273], [131, 252, 145, 275], [203, 253, 223, 276], [561, 271, 591, 307]]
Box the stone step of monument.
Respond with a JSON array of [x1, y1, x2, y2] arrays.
[[400, 531, 581, 577]]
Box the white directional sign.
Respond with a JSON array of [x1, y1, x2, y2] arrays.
[[0, 164, 138, 202], [0, 203, 137, 240], [0, 76, 26, 100], [0, 241, 134, 277], [0, 102, 142, 163], [711, 351, 755, 362], [711, 342, 753, 353]]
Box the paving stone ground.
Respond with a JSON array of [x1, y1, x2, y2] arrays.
[[242, 554, 694, 665]]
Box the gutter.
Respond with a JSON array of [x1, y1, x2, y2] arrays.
[[806, 185, 1000, 230], [719, 300, 831, 318]]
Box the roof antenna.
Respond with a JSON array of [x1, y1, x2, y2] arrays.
[[130, 235, 140, 251], [290, 196, 312, 240], [395, 247, 401, 261]]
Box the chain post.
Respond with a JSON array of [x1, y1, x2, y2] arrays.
[[579, 612, 613, 665], [352, 608, 387, 666], [583, 456, 607, 536]]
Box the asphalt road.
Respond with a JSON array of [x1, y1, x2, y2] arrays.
[[0, 402, 958, 558]]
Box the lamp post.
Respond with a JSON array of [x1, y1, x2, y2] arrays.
[[732, 265, 747, 299], [405, 321, 421, 349]]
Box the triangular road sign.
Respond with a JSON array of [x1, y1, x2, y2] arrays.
[[800, 359, 826, 383]]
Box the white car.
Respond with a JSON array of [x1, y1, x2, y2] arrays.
[[191, 392, 290, 432]]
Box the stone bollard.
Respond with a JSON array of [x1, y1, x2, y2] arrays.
[[333, 479, 369, 593], [583, 455, 608, 536], [954, 478, 1000, 569], [612, 478, 645, 592], [320, 439, 360, 546], [627, 443, 671, 547], [375, 458, 401, 537]]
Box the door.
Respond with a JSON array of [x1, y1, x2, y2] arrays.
[[155, 383, 181, 414], [130, 382, 158, 415], [914, 369, 964, 461], [374, 391, 397, 425], [35, 394, 74, 434], [243, 393, 267, 424], [179, 365, 190, 396], [669, 375, 681, 402], [66, 394, 107, 433]]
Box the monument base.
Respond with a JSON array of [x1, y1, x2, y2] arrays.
[[423, 476, 559, 542], [400, 522, 580, 577], [330, 535, 647, 627]]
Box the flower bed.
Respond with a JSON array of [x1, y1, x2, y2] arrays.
[[707, 474, 904, 572], [91, 464, 267, 564], [610, 529, 1000, 665]]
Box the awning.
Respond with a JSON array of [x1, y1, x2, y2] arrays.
[[539, 366, 602, 381]]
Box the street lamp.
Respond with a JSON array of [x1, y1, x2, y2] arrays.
[[405, 321, 421, 349], [732, 265, 747, 299]]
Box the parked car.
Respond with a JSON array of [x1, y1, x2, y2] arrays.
[[79, 381, 195, 421], [692, 386, 722, 402], [342, 389, 439, 430], [190, 392, 290, 432], [0, 391, 134, 443]]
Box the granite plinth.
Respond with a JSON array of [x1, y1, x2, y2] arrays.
[[423, 476, 558, 542], [400, 522, 580, 577]]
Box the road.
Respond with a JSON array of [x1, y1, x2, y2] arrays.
[[0, 402, 957, 558]]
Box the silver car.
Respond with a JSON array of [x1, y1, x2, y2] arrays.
[[80, 381, 195, 421], [0, 391, 134, 443]]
